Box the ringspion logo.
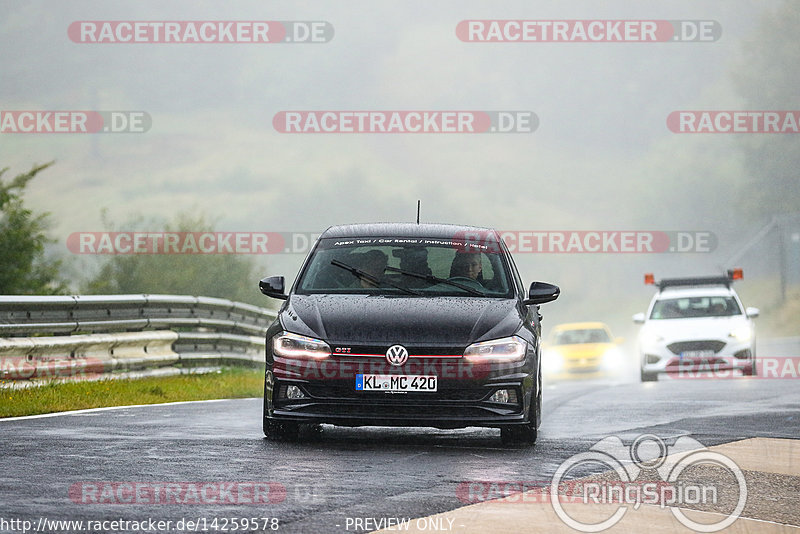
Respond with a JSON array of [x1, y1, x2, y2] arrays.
[[273, 111, 538, 133], [0, 111, 150, 133], [456, 20, 721, 42], [550, 435, 746, 532], [667, 111, 800, 133], [68, 21, 333, 43]]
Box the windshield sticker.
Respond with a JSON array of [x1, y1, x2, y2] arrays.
[[327, 238, 494, 251]]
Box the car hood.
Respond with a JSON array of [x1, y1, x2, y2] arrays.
[[280, 294, 523, 346], [641, 316, 751, 342]]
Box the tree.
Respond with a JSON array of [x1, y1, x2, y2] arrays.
[[0, 162, 66, 295], [84, 211, 266, 306]]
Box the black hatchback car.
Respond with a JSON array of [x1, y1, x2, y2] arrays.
[[258, 223, 559, 445]]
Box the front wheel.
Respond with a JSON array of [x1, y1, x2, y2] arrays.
[[501, 392, 539, 447], [263, 417, 301, 441], [263, 377, 301, 441], [640, 368, 658, 382], [501, 422, 537, 446]]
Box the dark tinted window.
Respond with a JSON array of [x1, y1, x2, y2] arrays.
[[650, 296, 742, 319], [296, 237, 513, 297]]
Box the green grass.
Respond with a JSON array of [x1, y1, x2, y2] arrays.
[[0, 368, 264, 418]]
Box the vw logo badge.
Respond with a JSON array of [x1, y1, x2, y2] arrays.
[[386, 345, 409, 366]]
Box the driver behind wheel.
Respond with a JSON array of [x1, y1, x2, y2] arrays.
[[449, 251, 484, 283]]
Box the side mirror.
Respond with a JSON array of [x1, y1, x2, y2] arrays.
[[632, 313, 645, 324], [523, 281, 560, 305], [746, 307, 759, 318], [615, 337, 625, 345], [259, 276, 288, 300]]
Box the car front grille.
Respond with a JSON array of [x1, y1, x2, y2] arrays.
[[667, 340, 726, 355]]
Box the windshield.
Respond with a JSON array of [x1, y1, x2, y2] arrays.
[[649, 296, 743, 319], [551, 328, 612, 345], [295, 237, 513, 297]]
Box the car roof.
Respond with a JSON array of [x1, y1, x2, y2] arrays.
[[552, 322, 611, 331], [319, 222, 502, 241]]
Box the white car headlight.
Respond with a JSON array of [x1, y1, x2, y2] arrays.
[[601, 347, 623, 370], [463, 336, 527, 363], [729, 325, 754, 342], [272, 331, 331, 359]]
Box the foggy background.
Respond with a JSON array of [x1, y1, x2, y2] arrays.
[[1, 0, 798, 342]]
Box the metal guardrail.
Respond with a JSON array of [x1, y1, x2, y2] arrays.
[[0, 294, 276, 335], [0, 295, 278, 384]]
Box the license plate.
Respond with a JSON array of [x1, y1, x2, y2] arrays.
[[680, 350, 715, 359], [355, 374, 438, 392]]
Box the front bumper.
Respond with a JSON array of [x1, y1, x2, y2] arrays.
[[264, 357, 537, 429], [640, 338, 755, 376]]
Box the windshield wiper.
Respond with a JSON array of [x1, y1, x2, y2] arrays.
[[330, 260, 421, 296], [384, 266, 484, 296]]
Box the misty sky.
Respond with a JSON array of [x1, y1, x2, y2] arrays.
[[0, 1, 793, 330]]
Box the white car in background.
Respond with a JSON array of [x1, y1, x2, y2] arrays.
[[633, 269, 758, 382]]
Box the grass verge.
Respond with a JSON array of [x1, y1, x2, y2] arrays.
[[0, 368, 263, 418]]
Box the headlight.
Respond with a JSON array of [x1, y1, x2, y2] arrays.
[[272, 331, 331, 359], [542, 349, 564, 373], [463, 336, 527, 363], [601, 347, 623, 370], [729, 325, 753, 342]]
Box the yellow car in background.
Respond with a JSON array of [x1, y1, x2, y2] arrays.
[[543, 322, 624, 379]]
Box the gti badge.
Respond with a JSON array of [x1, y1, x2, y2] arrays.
[[386, 345, 409, 366]]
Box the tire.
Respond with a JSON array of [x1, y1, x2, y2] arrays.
[[501, 422, 537, 446], [640, 368, 658, 382], [744, 356, 758, 376], [501, 389, 539, 447], [263, 417, 301, 441]]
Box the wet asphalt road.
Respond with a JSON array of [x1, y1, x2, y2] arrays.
[[2, 371, 800, 534]]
